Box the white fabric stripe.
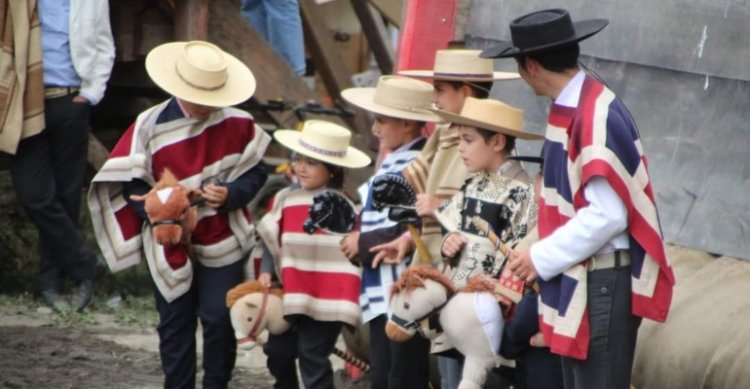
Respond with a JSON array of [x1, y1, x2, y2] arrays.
[[541, 186, 577, 219], [632, 253, 660, 298], [545, 124, 569, 150], [284, 293, 361, 325], [592, 88, 615, 147], [143, 227, 193, 303], [148, 108, 254, 156], [538, 265, 588, 338]]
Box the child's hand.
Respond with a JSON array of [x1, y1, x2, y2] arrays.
[[441, 232, 467, 258], [416, 194, 443, 217], [258, 272, 272, 288], [201, 184, 228, 209], [339, 231, 360, 260], [369, 234, 414, 269]]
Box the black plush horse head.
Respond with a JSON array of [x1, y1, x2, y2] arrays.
[[303, 191, 357, 235], [370, 174, 417, 211]]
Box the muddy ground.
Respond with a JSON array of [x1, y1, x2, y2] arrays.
[[0, 296, 366, 389]]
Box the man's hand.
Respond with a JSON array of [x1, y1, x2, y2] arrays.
[[441, 232, 467, 259], [369, 234, 414, 269], [508, 247, 538, 283], [415, 194, 444, 217], [340, 231, 360, 260], [72, 95, 90, 104], [200, 184, 228, 209]]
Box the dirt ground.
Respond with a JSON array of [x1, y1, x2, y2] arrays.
[[0, 296, 365, 389]]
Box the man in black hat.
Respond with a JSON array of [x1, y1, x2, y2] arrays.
[[482, 9, 675, 389]]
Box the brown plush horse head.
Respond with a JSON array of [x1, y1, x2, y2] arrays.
[[386, 266, 455, 342], [129, 169, 200, 245], [226, 281, 290, 350]]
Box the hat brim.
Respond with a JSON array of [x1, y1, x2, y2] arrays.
[[341, 88, 442, 123], [398, 69, 521, 82], [273, 130, 371, 168], [480, 19, 609, 59], [146, 42, 257, 107], [432, 109, 544, 140]]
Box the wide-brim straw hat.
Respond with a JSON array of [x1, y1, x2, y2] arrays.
[[341, 76, 441, 122], [274, 120, 371, 168], [481, 9, 608, 58], [432, 97, 543, 140], [399, 50, 520, 82], [146, 41, 256, 107]]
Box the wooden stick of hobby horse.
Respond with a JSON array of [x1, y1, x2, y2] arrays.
[[406, 223, 432, 264]]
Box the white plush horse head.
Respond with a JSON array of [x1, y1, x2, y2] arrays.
[[226, 281, 291, 350], [385, 266, 455, 342]]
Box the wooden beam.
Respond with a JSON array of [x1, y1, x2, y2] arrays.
[[299, 0, 370, 133], [350, 0, 394, 75], [173, 0, 209, 41], [366, 0, 403, 27]]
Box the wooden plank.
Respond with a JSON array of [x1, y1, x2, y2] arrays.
[[350, 0, 394, 75], [367, 0, 404, 27], [174, 0, 209, 41], [299, 0, 370, 133], [207, 0, 317, 129]]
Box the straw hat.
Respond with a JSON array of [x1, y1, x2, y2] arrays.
[[274, 120, 371, 168], [432, 97, 543, 140], [341, 76, 441, 122], [399, 50, 520, 81], [145, 41, 256, 107]]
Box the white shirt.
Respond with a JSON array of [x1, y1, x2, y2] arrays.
[[530, 70, 630, 281]]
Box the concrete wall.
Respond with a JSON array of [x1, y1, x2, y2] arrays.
[[463, 1, 750, 260]]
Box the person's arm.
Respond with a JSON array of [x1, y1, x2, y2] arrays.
[[122, 179, 152, 222], [220, 162, 268, 212], [530, 177, 628, 280], [77, 0, 115, 105], [259, 246, 275, 275]]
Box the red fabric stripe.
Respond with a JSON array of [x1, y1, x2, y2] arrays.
[[281, 268, 360, 303], [164, 243, 189, 269], [152, 117, 255, 181], [110, 124, 135, 158], [540, 308, 590, 360], [115, 205, 142, 240], [281, 203, 329, 235], [191, 213, 235, 246], [538, 200, 570, 239], [548, 106, 575, 129]]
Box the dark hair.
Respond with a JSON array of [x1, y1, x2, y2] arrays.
[[443, 80, 493, 99], [476, 128, 516, 154], [323, 163, 345, 189], [517, 43, 580, 73]]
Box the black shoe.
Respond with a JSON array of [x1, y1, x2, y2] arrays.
[[40, 289, 71, 313], [74, 280, 94, 312]]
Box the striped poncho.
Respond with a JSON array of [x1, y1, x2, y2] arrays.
[[88, 99, 270, 302], [538, 75, 675, 360], [358, 137, 425, 323], [257, 187, 362, 326]]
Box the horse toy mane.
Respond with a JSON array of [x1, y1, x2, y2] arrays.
[[129, 168, 200, 245], [370, 174, 417, 210], [226, 280, 284, 308], [303, 191, 356, 235], [390, 266, 455, 298], [461, 275, 500, 294]]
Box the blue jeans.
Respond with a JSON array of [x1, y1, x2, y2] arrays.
[[438, 355, 462, 389], [241, 0, 306, 75]]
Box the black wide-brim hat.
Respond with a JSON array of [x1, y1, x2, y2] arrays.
[[480, 9, 608, 58]]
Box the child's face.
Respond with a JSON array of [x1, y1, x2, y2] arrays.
[[433, 81, 467, 114], [292, 154, 331, 190], [457, 126, 506, 173], [534, 173, 542, 203], [178, 99, 219, 120], [372, 115, 416, 150]]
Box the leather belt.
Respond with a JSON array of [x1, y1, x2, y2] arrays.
[[44, 86, 80, 99], [587, 250, 630, 272]]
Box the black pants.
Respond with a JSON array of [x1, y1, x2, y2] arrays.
[[369, 314, 431, 389], [10, 94, 99, 291], [154, 260, 244, 389], [264, 316, 343, 389], [561, 266, 641, 389]]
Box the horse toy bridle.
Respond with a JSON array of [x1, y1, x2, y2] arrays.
[[235, 288, 270, 346]]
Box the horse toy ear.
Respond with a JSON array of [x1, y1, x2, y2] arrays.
[[370, 174, 417, 211]]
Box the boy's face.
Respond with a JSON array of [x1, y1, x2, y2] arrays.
[[371, 115, 416, 150], [433, 81, 467, 114], [457, 126, 506, 173], [178, 99, 219, 120], [292, 154, 330, 191], [534, 173, 542, 203]]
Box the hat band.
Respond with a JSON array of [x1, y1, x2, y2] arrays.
[[434, 71, 494, 78], [298, 139, 347, 158], [175, 64, 227, 92]]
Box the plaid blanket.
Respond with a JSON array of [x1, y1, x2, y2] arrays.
[[538, 75, 675, 360]]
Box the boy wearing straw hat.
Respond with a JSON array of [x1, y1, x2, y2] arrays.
[[257, 120, 371, 389], [88, 41, 271, 388], [340, 75, 440, 389], [482, 9, 675, 389]]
